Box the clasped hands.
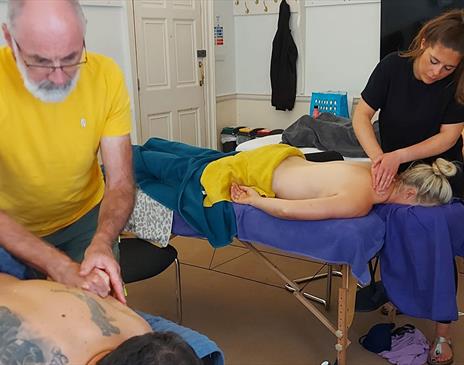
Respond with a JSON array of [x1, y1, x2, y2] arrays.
[[55, 236, 126, 304]]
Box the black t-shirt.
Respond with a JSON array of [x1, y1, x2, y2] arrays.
[[361, 52, 464, 169]]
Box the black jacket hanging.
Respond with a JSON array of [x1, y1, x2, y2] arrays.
[[270, 0, 298, 111]]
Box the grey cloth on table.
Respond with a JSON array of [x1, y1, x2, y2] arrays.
[[124, 188, 173, 247], [282, 113, 380, 158]]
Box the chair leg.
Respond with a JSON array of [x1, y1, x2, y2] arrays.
[[174, 258, 183, 324]]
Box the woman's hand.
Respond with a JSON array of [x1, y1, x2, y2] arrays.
[[230, 182, 259, 205], [371, 151, 401, 192]]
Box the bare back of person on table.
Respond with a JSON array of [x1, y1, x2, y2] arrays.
[[231, 156, 457, 220], [0, 273, 200, 365]]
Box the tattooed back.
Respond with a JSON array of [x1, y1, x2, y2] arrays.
[[0, 273, 150, 365]]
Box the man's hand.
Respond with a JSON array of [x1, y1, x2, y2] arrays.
[[371, 151, 402, 193], [81, 268, 111, 298], [80, 238, 126, 304], [51, 260, 89, 288], [230, 183, 260, 205], [50, 261, 110, 297]]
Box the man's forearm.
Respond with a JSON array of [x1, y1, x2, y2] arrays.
[[93, 183, 135, 245], [0, 210, 73, 276]]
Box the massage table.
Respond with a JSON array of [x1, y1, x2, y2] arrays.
[[170, 203, 385, 365], [130, 136, 383, 365], [132, 137, 464, 365], [236, 134, 371, 307], [172, 134, 376, 365]]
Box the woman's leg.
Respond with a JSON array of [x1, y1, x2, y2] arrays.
[[429, 323, 453, 363], [429, 262, 458, 363]]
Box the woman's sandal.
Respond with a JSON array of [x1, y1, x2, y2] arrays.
[[427, 336, 454, 365]]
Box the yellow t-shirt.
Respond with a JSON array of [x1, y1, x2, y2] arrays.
[[0, 47, 132, 236]]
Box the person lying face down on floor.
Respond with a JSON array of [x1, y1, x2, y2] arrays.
[[0, 273, 201, 365], [200, 144, 457, 220]]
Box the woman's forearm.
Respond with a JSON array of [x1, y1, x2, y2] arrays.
[[249, 196, 289, 219], [249, 194, 370, 221], [353, 115, 383, 160], [353, 99, 383, 160], [398, 126, 463, 163]]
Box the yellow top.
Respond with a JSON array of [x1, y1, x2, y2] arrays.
[[201, 144, 304, 207], [0, 47, 132, 236]]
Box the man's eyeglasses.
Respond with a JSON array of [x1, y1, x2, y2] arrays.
[[13, 38, 87, 77]]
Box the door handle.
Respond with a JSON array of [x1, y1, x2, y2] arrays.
[[198, 60, 205, 87]]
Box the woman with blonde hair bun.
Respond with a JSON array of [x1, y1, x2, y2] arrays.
[[398, 158, 457, 205]]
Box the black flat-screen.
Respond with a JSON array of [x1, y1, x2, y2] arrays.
[[381, 0, 464, 59]]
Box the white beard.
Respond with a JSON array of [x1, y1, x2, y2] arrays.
[[12, 44, 80, 103]]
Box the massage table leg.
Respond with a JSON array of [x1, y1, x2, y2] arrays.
[[241, 241, 357, 364], [336, 265, 356, 365]]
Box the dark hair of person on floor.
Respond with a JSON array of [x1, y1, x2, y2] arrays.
[[97, 331, 203, 365]]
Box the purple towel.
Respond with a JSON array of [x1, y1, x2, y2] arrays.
[[234, 204, 385, 285], [175, 200, 464, 321], [375, 200, 464, 321], [379, 329, 429, 365], [174, 203, 385, 284]]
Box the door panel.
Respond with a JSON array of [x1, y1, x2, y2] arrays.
[[133, 0, 206, 145], [178, 108, 200, 146], [174, 21, 196, 84], [146, 112, 172, 140], [143, 20, 169, 87]]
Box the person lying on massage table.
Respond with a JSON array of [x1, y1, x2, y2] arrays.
[[0, 273, 201, 365], [201, 144, 456, 220]]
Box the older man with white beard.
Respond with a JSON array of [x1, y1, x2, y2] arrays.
[[0, 0, 135, 304]]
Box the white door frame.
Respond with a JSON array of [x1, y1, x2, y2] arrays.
[[126, 0, 217, 149]]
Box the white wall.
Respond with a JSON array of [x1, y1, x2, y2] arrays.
[[305, 1, 380, 98], [234, 11, 303, 95], [231, 0, 380, 97], [0, 0, 138, 140], [214, 0, 236, 96], [214, 0, 381, 131]]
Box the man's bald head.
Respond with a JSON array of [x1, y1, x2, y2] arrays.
[[3, 0, 87, 102], [7, 0, 86, 38]]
